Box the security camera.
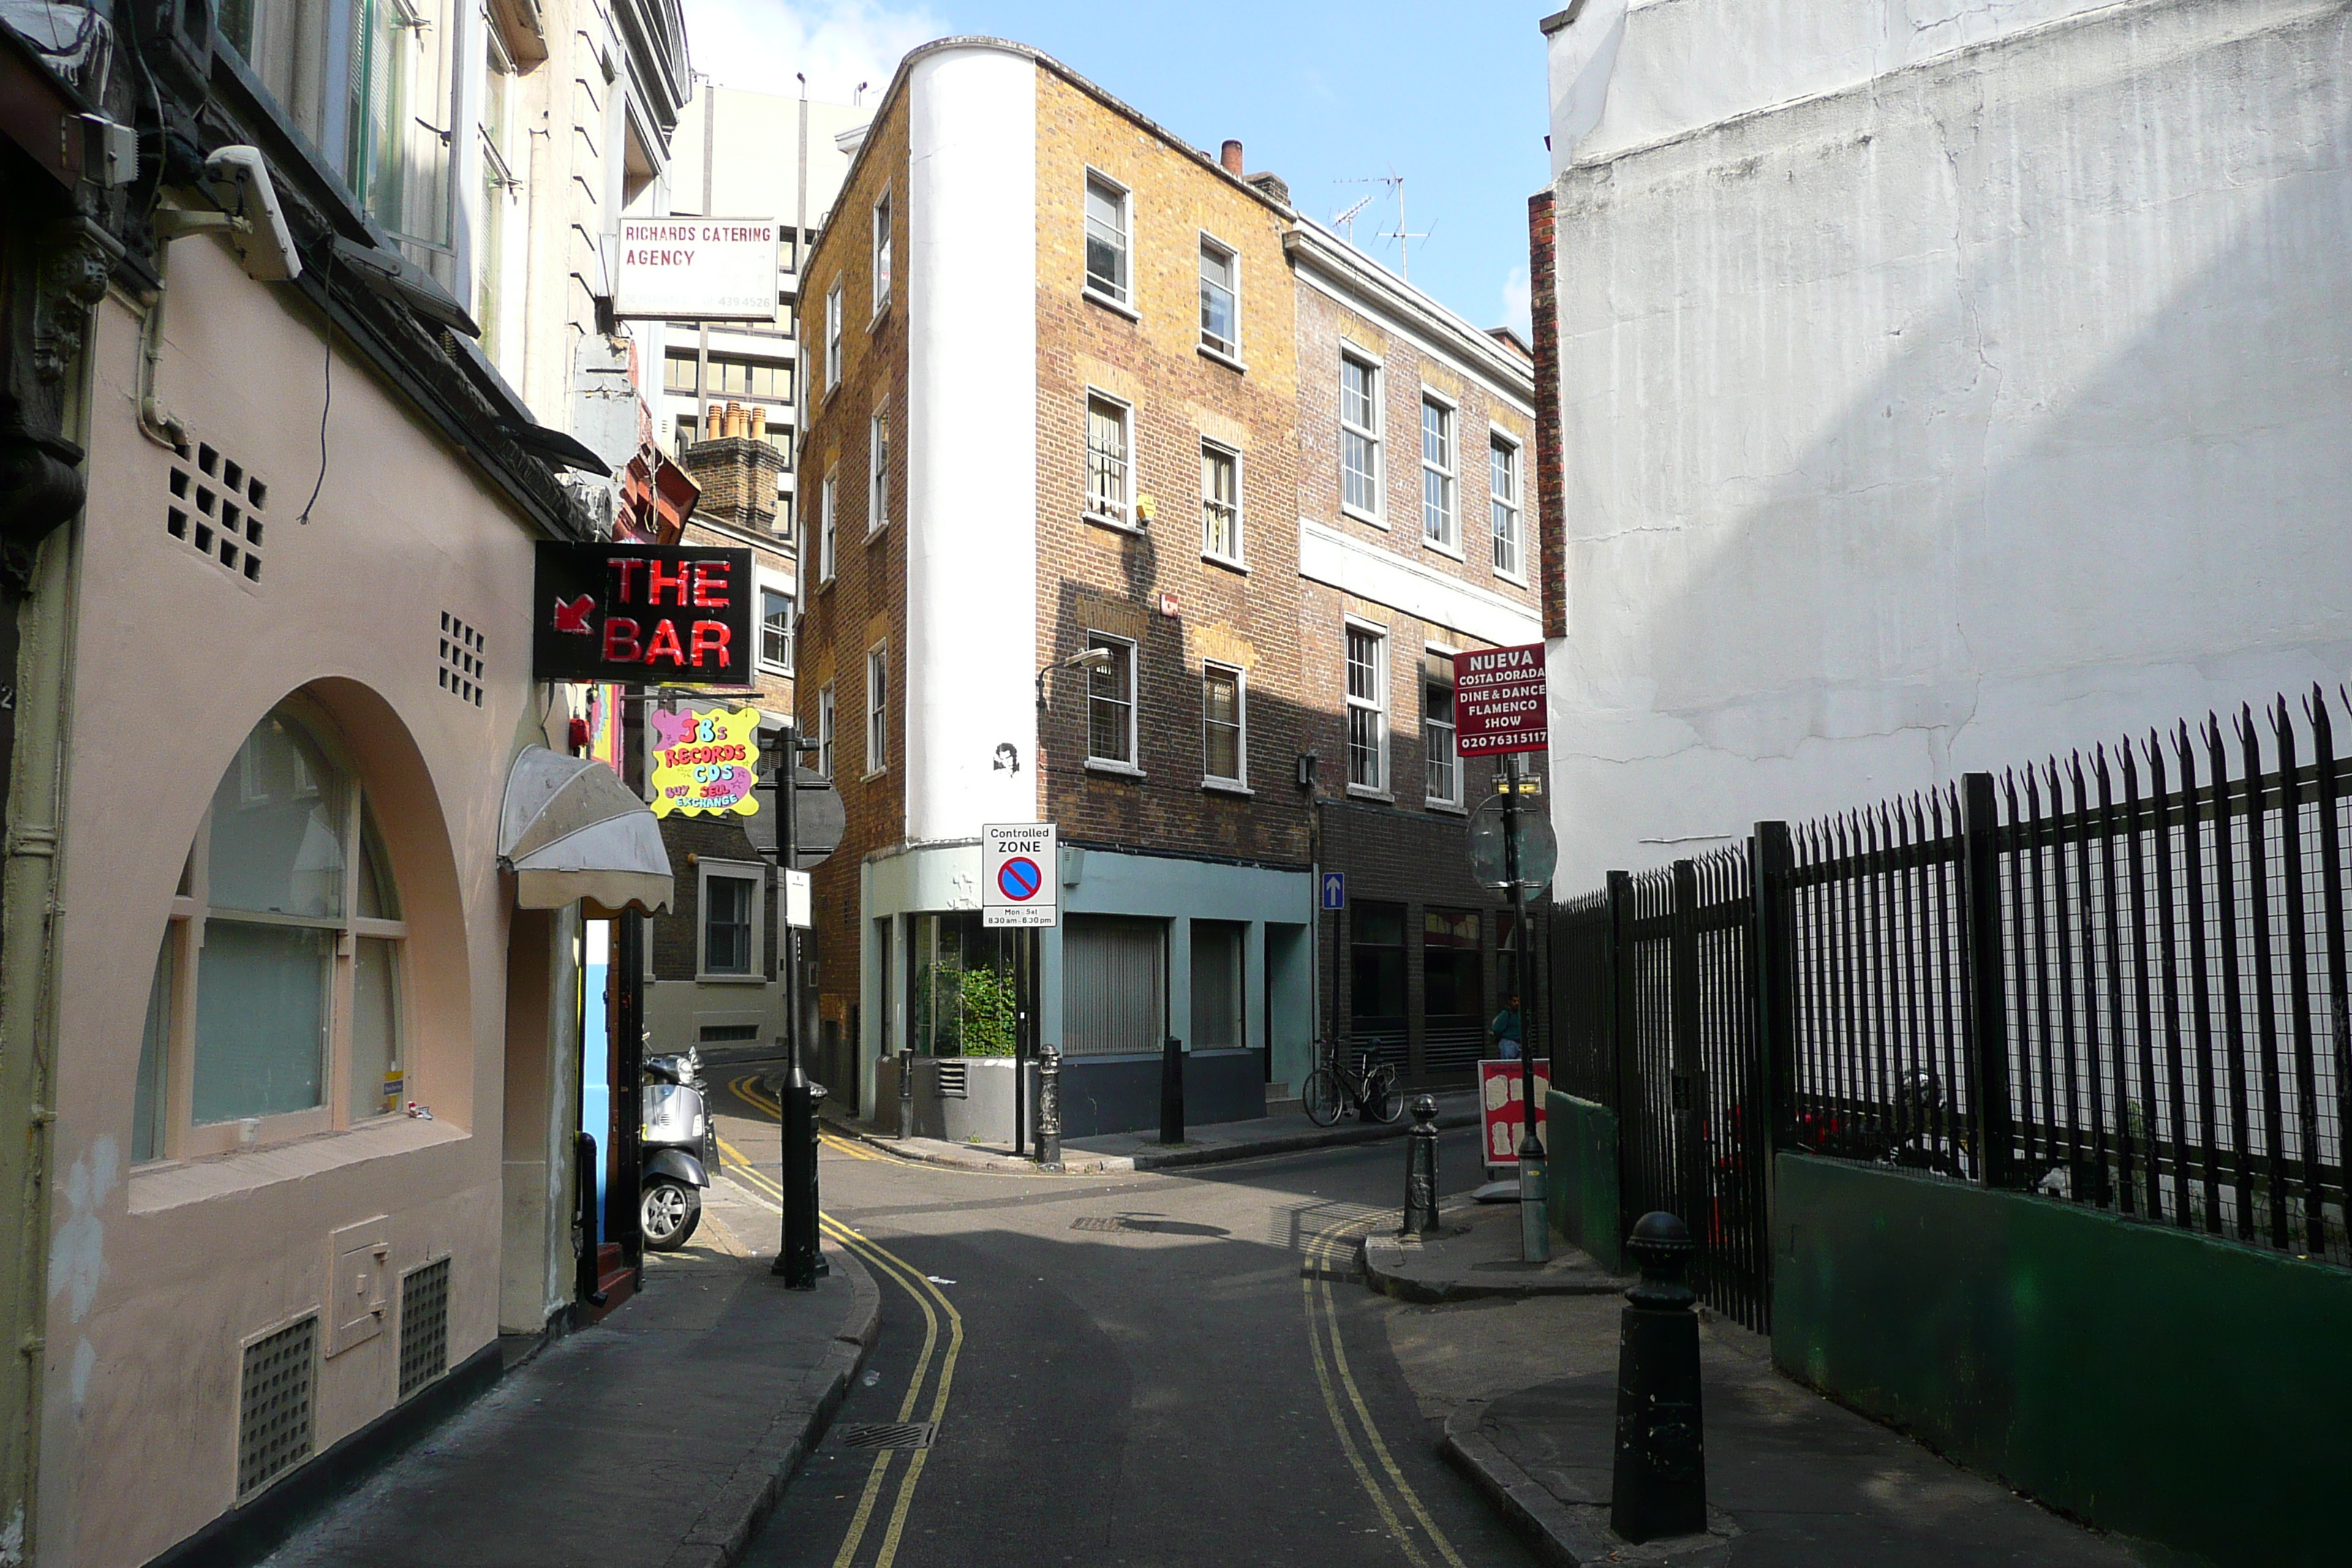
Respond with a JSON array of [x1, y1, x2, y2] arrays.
[[198, 146, 301, 283]]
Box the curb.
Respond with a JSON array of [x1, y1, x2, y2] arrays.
[[821, 1107, 1479, 1177], [1440, 1405, 1735, 1567], [1360, 1229, 1623, 1304], [660, 1240, 883, 1568]]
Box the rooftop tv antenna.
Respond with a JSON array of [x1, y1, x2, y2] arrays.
[[1337, 172, 1429, 282], [1332, 191, 1376, 244]]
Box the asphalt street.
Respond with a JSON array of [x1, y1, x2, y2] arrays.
[[710, 1063, 1537, 1568]]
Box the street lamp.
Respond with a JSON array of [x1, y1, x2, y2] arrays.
[[1035, 644, 1113, 723]]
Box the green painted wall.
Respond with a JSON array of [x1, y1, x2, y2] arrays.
[[1773, 1153, 2352, 1567], [1545, 1091, 1623, 1272]]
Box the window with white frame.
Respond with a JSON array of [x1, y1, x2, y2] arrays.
[[872, 186, 893, 313], [1085, 395, 1132, 526], [818, 470, 836, 581], [135, 698, 410, 1161], [1490, 434, 1523, 578], [698, 861, 763, 978], [1341, 355, 1382, 519], [864, 642, 888, 774], [1085, 173, 1131, 304], [824, 281, 843, 394], [1085, 633, 1137, 766], [818, 682, 836, 778], [1346, 624, 1387, 791], [1425, 673, 1460, 805], [1202, 663, 1245, 785], [1201, 441, 1240, 562], [759, 584, 794, 673], [1422, 395, 1457, 549], [1199, 238, 1237, 358], [868, 412, 890, 535]]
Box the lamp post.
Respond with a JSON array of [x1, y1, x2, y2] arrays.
[[1504, 751, 1549, 1263], [753, 725, 826, 1285]]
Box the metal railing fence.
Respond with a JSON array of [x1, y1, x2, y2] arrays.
[[1550, 685, 2352, 1333]]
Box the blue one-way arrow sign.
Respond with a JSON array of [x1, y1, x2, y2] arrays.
[[1321, 872, 1346, 911]]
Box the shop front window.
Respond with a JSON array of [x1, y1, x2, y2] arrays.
[[1423, 908, 1485, 1074], [906, 912, 1030, 1057], [139, 699, 410, 1160]]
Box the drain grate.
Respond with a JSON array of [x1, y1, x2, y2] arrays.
[[837, 1422, 935, 1450], [1071, 1215, 1131, 1232]]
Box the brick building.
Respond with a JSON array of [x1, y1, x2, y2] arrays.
[[795, 37, 1545, 1135]]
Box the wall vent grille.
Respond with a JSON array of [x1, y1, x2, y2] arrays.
[[440, 612, 486, 707], [167, 440, 268, 584], [399, 1257, 451, 1398], [238, 1315, 316, 1499], [935, 1061, 968, 1099]]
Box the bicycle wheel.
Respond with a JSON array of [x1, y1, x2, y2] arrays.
[[1301, 1069, 1342, 1127], [1365, 1066, 1405, 1124]]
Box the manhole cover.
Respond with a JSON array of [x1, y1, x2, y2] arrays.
[[837, 1422, 935, 1450]]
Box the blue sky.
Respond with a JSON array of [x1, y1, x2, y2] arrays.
[[680, 0, 1556, 336]]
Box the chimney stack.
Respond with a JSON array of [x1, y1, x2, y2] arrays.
[[1220, 140, 1243, 175]]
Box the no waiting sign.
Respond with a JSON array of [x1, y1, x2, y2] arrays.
[[982, 822, 1059, 928], [1453, 642, 1548, 756]]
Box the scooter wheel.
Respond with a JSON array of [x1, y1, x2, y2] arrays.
[[641, 1177, 702, 1251]]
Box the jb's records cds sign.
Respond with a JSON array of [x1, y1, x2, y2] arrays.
[[532, 542, 756, 685]]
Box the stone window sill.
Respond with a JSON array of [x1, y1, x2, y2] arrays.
[[1085, 758, 1145, 780], [1083, 287, 1140, 323]]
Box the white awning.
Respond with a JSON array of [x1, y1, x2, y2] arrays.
[[498, 746, 674, 915]]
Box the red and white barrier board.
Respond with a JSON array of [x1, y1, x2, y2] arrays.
[[1480, 1059, 1552, 1170]]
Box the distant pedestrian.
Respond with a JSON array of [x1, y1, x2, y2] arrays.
[[1491, 995, 1523, 1060]]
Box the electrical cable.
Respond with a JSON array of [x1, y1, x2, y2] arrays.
[[296, 244, 333, 524]]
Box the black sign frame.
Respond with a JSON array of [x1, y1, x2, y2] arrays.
[[532, 541, 757, 685]]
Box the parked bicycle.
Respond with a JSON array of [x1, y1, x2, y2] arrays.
[[1301, 1039, 1404, 1127]]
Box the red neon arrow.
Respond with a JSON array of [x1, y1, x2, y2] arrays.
[[552, 595, 595, 633]]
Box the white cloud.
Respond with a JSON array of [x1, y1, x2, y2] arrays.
[[1501, 263, 1532, 342], [681, 0, 946, 99]]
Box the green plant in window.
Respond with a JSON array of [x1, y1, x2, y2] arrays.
[[958, 964, 1016, 1056]]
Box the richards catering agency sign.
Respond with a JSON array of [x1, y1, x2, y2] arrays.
[[532, 542, 755, 685], [614, 217, 779, 321]]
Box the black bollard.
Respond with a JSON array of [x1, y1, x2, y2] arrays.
[[1159, 1034, 1185, 1145], [776, 1065, 830, 1287], [1036, 1043, 1063, 1169], [1402, 1095, 1441, 1236], [1610, 1211, 1706, 1543], [573, 1131, 606, 1308]]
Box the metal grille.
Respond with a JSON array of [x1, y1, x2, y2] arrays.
[[934, 1060, 968, 1099], [837, 1422, 935, 1450], [238, 1316, 315, 1498], [439, 612, 486, 707], [166, 438, 267, 584], [399, 1258, 450, 1399]]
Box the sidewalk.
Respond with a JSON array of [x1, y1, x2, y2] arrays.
[[826, 1090, 1480, 1175], [1375, 1205, 2144, 1567], [260, 1179, 877, 1568]]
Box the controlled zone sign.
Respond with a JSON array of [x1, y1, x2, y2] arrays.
[[982, 822, 1058, 928], [1452, 642, 1548, 756], [614, 217, 780, 321]]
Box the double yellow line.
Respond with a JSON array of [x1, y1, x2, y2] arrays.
[[728, 1072, 884, 1161], [715, 1131, 961, 1568], [1303, 1214, 1467, 1567]]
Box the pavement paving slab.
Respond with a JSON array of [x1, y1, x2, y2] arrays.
[[822, 1089, 1479, 1175], [258, 1183, 878, 1568], [1370, 1220, 2146, 1566], [1362, 1199, 1623, 1302]]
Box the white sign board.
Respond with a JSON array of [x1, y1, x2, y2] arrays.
[[785, 869, 812, 930], [981, 822, 1058, 929], [614, 217, 779, 321]]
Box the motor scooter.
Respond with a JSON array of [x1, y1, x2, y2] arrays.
[[641, 1045, 712, 1251]]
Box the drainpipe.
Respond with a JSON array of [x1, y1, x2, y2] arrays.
[[0, 329, 86, 1558]]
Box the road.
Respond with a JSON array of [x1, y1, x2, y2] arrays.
[[707, 1061, 1537, 1568]]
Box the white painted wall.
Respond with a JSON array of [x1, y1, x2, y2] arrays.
[[903, 47, 1040, 844], [1543, 0, 2352, 887]]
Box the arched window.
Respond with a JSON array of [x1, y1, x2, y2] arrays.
[[133, 700, 408, 1161]]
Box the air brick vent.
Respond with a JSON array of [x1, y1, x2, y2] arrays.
[[167, 439, 268, 584], [238, 1315, 316, 1499], [935, 1061, 968, 1099], [439, 613, 486, 707], [399, 1257, 451, 1398]]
